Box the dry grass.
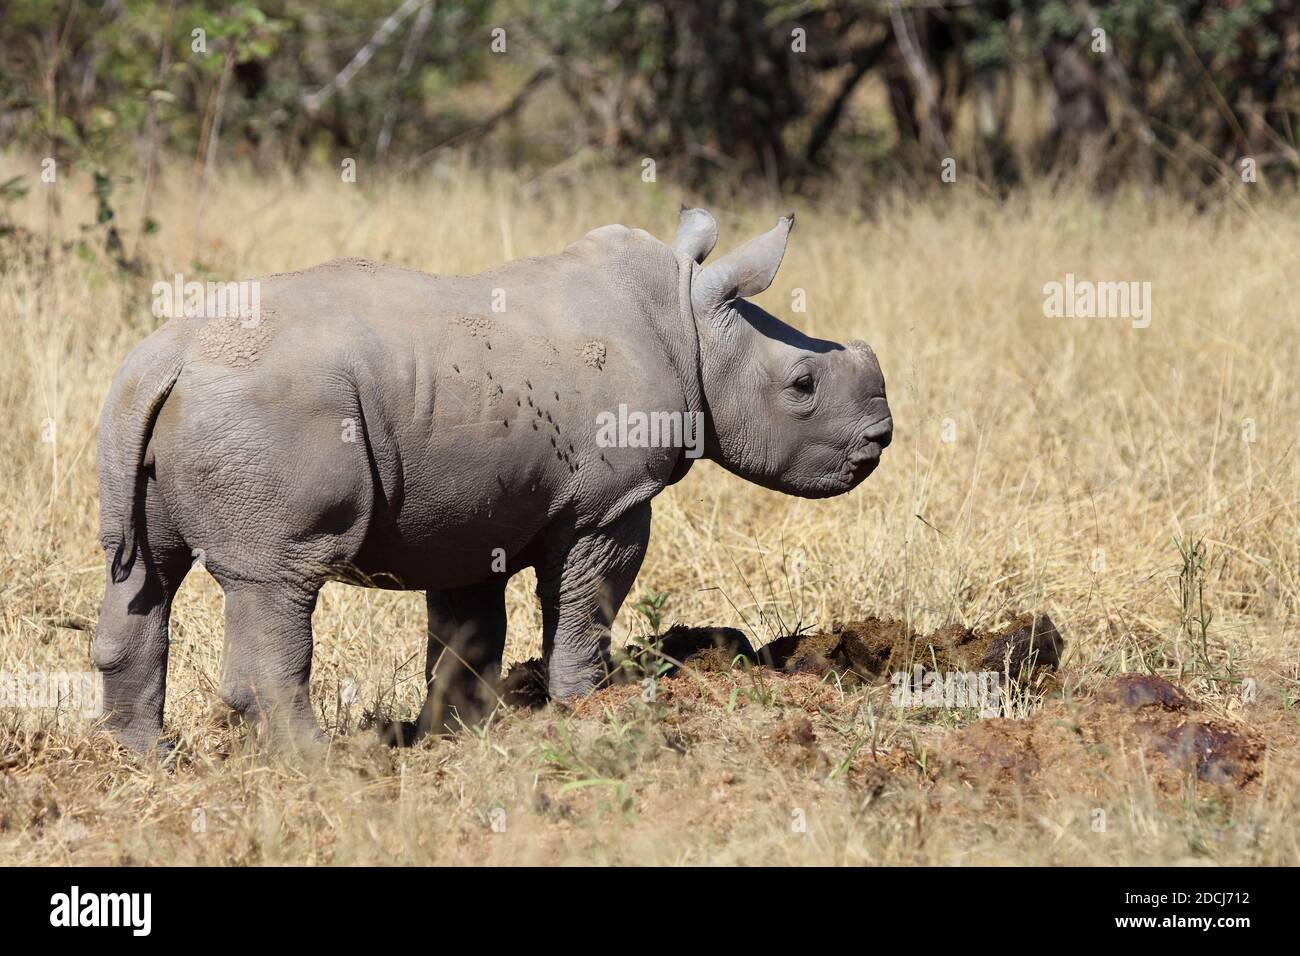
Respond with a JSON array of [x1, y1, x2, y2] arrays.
[[1, 154, 1298, 864]]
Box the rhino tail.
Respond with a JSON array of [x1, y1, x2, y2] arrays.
[[106, 357, 185, 584]]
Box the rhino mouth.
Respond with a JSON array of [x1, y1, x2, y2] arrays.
[[799, 454, 879, 498], [844, 444, 883, 480], [835, 445, 881, 489]]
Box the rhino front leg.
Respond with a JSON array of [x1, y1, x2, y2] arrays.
[[418, 579, 509, 734], [537, 504, 652, 699], [218, 581, 324, 749]]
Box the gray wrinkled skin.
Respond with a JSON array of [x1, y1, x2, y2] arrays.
[[94, 208, 892, 751]]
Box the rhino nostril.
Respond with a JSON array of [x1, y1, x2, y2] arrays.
[[864, 415, 893, 450]]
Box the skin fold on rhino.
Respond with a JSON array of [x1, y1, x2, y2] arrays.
[[93, 207, 893, 752]]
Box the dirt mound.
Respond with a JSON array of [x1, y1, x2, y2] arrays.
[[767, 714, 829, 773], [944, 675, 1264, 792], [945, 719, 1042, 783]]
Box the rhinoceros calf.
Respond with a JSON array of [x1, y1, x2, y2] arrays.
[[94, 208, 892, 751]]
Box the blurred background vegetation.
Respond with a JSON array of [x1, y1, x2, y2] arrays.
[[1, 0, 1297, 226]]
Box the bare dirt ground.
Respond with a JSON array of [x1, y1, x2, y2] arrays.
[[1, 160, 1298, 864]]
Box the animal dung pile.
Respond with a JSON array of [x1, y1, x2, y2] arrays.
[[621, 614, 1066, 688], [501, 613, 1066, 706]]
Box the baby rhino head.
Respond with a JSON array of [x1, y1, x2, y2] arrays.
[[673, 208, 892, 498]]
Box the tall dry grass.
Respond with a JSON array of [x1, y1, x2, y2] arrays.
[[0, 154, 1297, 864]]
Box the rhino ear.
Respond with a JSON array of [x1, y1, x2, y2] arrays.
[[672, 206, 718, 264], [692, 215, 794, 317]]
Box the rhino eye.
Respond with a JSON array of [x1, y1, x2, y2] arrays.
[[791, 373, 815, 395]]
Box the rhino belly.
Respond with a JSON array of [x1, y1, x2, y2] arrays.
[[348, 490, 551, 591]]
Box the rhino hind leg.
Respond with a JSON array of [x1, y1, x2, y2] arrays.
[[93, 489, 191, 753], [217, 581, 325, 749], [416, 579, 509, 737], [538, 504, 651, 700]]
